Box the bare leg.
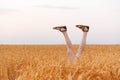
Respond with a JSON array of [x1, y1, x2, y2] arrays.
[[62, 32, 75, 63], [53, 26, 74, 63], [75, 32, 88, 59], [75, 25, 89, 59]]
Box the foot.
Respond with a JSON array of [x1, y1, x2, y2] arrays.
[[76, 25, 89, 32], [53, 26, 67, 32]]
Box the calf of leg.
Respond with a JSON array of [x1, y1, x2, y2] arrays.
[[75, 32, 88, 58], [62, 32, 75, 63]]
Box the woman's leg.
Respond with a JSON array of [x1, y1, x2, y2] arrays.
[[62, 32, 75, 63], [75, 25, 89, 59], [53, 26, 74, 63]]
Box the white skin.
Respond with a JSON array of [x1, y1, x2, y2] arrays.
[[62, 31, 88, 63]]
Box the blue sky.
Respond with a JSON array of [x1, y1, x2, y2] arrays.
[[0, 0, 120, 44]]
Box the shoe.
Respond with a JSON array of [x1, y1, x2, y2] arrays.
[[76, 25, 89, 32], [53, 26, 67, 32]]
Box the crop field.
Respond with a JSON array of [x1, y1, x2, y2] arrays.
[[0, 45, 120, 80]]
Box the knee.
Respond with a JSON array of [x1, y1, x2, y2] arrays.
[[67, 49, 73, 54]]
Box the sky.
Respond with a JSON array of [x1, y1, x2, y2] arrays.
[[0, 0, 120, 44]]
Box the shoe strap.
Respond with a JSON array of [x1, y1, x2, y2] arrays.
[[83, 26, 89, 32]]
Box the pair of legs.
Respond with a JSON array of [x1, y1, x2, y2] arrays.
[[53, 25, 89, 63]]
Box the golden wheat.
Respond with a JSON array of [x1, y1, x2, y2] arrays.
[[0, 45, 120, 80]]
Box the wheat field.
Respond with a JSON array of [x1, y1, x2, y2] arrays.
[[0, 45, 120, 80]]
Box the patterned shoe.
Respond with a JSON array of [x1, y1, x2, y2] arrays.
[[53, 26, 67, 32], [76, 25, 89, 32]]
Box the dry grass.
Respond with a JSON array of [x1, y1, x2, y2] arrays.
[[0, 45, 120, 80]]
